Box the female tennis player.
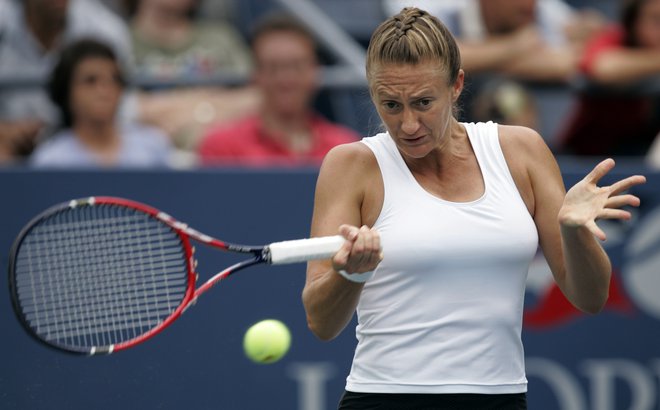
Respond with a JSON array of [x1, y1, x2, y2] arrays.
[[302, 7, 646, 410]]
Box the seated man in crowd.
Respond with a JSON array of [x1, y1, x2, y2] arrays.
[[0, 0, 257, 165], [198, 13, 360, 166], [127, 0, 252, 81], [126, 0, 259, 152], [0, 0, 133, 163]]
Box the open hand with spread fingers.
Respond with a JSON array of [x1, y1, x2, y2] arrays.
[[559, 158, 647, 241]]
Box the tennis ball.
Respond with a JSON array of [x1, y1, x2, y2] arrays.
[[243, 319, 291, 364]]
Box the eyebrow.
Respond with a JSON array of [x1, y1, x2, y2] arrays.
[[375, 89, 436, 101], [375, 91, 396, 100]]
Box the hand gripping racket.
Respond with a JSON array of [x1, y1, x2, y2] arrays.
[[8, 196, 343, 355]]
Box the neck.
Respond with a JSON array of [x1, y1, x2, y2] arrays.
[[74, 119, 120, 151], [404, 118, 467, 173], [261, 107, 314, 153], [25, 4, 65, 51], [406, 120, 484, 202]]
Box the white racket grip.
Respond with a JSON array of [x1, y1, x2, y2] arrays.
[[268, 235, 345, 265]]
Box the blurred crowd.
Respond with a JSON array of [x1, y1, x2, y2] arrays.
[[0, 0, 659, 169]]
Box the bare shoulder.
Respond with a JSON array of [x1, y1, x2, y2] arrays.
[[319, 141, 379, 182], [323, 141, 376, 165], [315, 141, 382, 227], [496, 124, 561, 215], [498, 124, 548, 157], [497, 124, 558, 172]]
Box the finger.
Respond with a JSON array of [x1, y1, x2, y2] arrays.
[[372, 229, 382, 261], [585, 158, 615, 185], [362, 226, 381, 254], [586, 220, 607, 241], [354, 226, 381, 271], [334, 225, 360, 269], [347, 227, 368, 269], [609, 175, 647, 195], [338, 224, 359, 242], [352, 226, 367, 254], [606, 194, 640, 209], [362, 230, 381, 267], [598, 209, 632, 221], [332, 239, 353, 268]]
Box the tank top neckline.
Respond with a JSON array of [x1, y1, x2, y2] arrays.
[[388, 122, 488, 206]]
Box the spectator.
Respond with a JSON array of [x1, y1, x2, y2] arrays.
[[383, 0, 605, 82], [30, 39, 172, 168], [125, 0, 260, 152], [0, 0, 133, 163], [558, 0, 660, 156], [198, 14, 360, 167], [127, 0, 252, 80], [471, 79, 539, 130]]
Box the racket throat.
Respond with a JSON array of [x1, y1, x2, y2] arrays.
[[191, 257, 265, 302]]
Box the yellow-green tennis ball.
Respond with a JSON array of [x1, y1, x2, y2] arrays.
[[243, 319, 291, 364]]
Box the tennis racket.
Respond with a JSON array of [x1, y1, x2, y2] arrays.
[[8, 196, 344, 355]]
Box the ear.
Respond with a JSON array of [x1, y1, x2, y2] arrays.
[[452, 69, 465, 102]]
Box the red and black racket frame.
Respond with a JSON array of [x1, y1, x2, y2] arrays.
[[8, 196, 270, 355]]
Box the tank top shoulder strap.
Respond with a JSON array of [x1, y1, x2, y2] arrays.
[[360, 132, 411, 192], [463, 121, 519, 195]]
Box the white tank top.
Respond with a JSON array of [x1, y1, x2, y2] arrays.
[[346, 122, 538, 394]]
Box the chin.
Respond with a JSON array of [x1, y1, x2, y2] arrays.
[[397, 144, 433, 160], [274, 103, 307, 116]]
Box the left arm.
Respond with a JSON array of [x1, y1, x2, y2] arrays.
[[501, 126, 645, 313], [554, 159, 646, 312]]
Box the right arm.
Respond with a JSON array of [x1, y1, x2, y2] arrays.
[[589, 49, 660, 85], [302, 143, 382, 341], [458, 26, 544, 74], [459, 28, 577, 82]]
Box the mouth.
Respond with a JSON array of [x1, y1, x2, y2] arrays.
[[401, 135, 427, 145]]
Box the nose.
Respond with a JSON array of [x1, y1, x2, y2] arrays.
[[96, 77, 121, 97], [400, 107, 420, 136]]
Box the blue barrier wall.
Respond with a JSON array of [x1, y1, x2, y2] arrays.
[[1, 167, 658, 410]]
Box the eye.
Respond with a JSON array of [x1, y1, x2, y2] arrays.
[[81, 75, 99, 86], [415, 98, 433, 109], [382, 101, 400, 111]]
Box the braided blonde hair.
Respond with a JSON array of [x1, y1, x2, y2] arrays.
[[366, 7, 461, 86]]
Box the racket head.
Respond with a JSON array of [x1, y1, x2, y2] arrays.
[[8, 197, 196, 355]]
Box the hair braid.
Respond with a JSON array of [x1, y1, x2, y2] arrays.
[[366, 7, 461, 85], [393, 8, 426, 40]]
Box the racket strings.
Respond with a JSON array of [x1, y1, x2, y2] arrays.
[[13, 205, 189, 350]]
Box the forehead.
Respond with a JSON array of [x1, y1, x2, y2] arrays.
[[369, 61, 448, 95], [253, 31, 315, 59], [74, 57, 118, 73]]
